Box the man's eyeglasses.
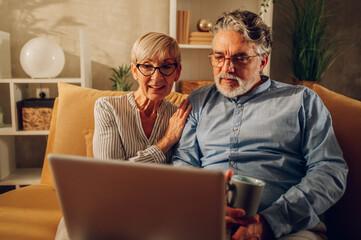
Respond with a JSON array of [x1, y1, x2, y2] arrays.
[[136, 63, 178, 76], [208, 54, 259, 68]]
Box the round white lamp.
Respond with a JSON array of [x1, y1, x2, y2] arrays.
[[20, 37, 65, 78]]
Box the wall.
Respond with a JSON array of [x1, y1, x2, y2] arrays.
[[270, 0, 361, 101], [0, 0, 170, 91]]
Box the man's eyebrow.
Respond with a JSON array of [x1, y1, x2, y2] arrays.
[[232, 52, 248, 57], [212, 51, 248, 56], [212, 51, 224, 55]]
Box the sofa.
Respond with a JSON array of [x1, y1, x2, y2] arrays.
[[0, 81, 360, 240]]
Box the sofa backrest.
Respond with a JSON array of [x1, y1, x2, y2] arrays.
[[311, 83, 361, 239], [41, 82, 188, 186]]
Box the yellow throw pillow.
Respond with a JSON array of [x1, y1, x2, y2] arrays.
[[53, 82, 127, 156]]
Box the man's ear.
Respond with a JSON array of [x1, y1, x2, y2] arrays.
[[131, 63, 138, 81], [174, 63, 182, 82], [259, 55, 268, 72]]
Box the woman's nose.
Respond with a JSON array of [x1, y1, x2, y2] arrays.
[[151, 68, 164, 80]]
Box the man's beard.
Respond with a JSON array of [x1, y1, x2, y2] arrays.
[[214, 68, 260, 98]]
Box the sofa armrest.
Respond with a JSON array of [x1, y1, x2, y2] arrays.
[[0, 184, 61, 240]]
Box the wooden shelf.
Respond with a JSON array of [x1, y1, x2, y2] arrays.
[[0, 29, 92, 186], [0, 78, 83, 84], [0, 168, 42, 187], [0, 130, 49, 136], [179, 44, 211, 49], [0, 124, 13, 133]]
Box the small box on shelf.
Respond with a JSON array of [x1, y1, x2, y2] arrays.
[[16, 98, 55, 131]]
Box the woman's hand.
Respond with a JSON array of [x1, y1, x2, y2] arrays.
[[156, 99, 192, 154]]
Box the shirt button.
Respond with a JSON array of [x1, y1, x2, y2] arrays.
[[233, 127, 238, 131], [237, 103, 242, 108]]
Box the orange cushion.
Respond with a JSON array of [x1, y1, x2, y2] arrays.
[[0, 185, 61, 240], [52, 82, 127, 156]]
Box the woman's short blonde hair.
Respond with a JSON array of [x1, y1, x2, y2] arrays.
[[131, 32, 181, 64]]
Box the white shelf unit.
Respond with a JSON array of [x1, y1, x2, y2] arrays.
[[169, 0, 274, 83], [0, 29, 91, 188]]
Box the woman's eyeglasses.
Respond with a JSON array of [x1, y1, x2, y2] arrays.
[[136, 63, 178, 76]]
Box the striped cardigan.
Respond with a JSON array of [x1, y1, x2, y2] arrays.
[[93, 92, 178, 163]]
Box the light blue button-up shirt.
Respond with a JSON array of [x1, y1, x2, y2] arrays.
[[172, 78, 348, 238]]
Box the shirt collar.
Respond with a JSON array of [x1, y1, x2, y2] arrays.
[[228, 75, 271, 104]]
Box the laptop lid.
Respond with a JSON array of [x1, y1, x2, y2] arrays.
[[48, 154, 226, 240]]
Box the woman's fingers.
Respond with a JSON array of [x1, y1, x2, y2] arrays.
[[179, 104, 191, 120], [175, 99, 191, 119]]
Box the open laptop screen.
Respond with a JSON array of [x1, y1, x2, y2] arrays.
[[49, 154, 226, 240]]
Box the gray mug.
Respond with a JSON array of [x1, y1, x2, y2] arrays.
[[226, 175, 265, 218]]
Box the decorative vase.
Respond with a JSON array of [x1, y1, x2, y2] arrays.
[[197, 19, 213, 32], [20, 37, 65, 78]]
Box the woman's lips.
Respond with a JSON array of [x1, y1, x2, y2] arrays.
[[149, 85, 165, 89]]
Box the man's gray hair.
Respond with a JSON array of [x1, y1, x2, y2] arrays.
[[212, 10, 272, 56]]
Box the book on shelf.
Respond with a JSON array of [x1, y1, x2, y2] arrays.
[[176, 10, 190, 44], [188, 31, 213, 45], [189, 32, 213, 37], [189, 41, 212, 45], [189, 36, 213, 41]]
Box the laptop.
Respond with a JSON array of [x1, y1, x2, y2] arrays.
[[48, 154, 226, 240]]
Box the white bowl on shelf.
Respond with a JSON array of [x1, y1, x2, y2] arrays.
[[20, 37, 65, 78]]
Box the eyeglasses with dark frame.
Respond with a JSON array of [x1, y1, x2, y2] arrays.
[[136, 63, 178, 76], [208, 54, 259, 68]]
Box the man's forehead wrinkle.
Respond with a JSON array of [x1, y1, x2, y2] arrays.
[[212, 51, 248, 57]]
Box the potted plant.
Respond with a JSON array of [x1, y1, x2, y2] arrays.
[[280, 0, 350, 84], [109, 65, 133, 91]]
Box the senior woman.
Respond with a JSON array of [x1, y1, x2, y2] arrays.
[[92, 31, 191, 163], [55, 32, 191, 240]]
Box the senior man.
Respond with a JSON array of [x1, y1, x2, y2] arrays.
[[172, 9, 348, 240]]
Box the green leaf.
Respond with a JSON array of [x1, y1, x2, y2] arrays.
[[109, 64, 133, 91], [280, 0, 353, 82]]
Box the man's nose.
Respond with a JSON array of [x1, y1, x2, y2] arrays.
[[222, 59, 235, 73]]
